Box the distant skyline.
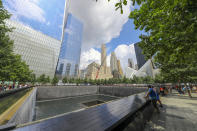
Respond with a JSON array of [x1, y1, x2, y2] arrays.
[[3, 0, 145, 72]]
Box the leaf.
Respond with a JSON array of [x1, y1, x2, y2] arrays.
[[121, 9, 123, 14], [115, 3, 120, 7], [115, 6, 120, 11], [123, 0, 127, 5]]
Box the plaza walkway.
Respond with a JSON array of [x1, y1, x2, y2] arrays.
[[144, 91, 197, 131]]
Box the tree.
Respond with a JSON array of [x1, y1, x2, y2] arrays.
[[30, 73, 36, 85], [76, 78, 81, 86], [122, 76, 129, 84], [146, 76, 154, 84], [88, 79, 93, 85], [112, 0, 197, 83], [96, 79, 101, 85], [37, 74, 46, 85], [69, 78, 75, 83], [46, 76, 50, 83], [104, 79, 107, 85], [62, 77, 68, 84], [154, 74, 165, 84], [84, 78, 88, 85], [131, 76, 142, 84], [51, 76, 58, 86], [0, 1, 33, 82]]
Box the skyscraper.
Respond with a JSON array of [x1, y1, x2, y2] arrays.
[[117, 60, 123, 77], [56, 13, 83, 79], [134, 42, 146, 70], [110, 52, 118, 72], [101, 44, 107, 73], [110, 52, 120, 78]]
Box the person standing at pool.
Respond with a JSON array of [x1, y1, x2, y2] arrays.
[[145, 85, 160, 113], [186, 83, 192, 98], [153, 86, 163, 107]]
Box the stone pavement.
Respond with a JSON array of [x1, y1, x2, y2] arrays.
[[144, 91, 197, 131]]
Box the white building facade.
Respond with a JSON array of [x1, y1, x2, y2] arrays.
[[5, 20, 61, 79], [125, 59, 160, 79]]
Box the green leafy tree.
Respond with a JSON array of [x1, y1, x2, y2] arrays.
[[80, 79, 84, 84], [100, 79, 104, 85], [46, 76, 50, 83], [70, 78, 75, 83], [76, 78, 81, 86], [122, 76, 129, 84], [51, 76, 58, 86], [84, 78, 88, 85], [109, 0, 197, 83], [30, 73, 36, 85], [154, 74, 165, 84], [104, 79, 107, 85], [37, 74, 46, 85], [0, 1, 32, 82], [88, 79, 93, 85], [62, 77, 68, 84], [96, 79, 101, 85], [132, 76, 141, 84]]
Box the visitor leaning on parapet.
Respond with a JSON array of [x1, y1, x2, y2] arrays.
[[144, 85, 160, 113]]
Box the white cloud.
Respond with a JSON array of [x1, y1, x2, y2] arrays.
[[80, 47, 113, 69], [69, 0, 132, 51], [80, 48, 101, 69], [115, 44, 137, 73], [5, 0, 46, 23]]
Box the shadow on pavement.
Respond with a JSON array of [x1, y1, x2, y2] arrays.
[[165, 113, 185, 120], [144, 92, 197, 131], [169, 93, 197, 100], [144, 105, 167, 131]]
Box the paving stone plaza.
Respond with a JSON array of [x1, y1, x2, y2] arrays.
[[145, 91, 197, 131]]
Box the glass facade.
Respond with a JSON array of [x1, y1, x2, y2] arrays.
[[56, 13, 83, 79], [5, 20, 61, 79], [134, 42, 146, 70]]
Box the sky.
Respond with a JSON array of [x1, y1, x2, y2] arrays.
[[3, 0, 145, 73]]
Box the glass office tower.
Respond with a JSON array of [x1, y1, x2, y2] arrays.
[[56, 13, 83, 79], [134, 42, 146, 70]]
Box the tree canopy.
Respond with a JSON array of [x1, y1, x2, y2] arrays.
[[0, 0, 33, 82], [113, 0, 197, 83]]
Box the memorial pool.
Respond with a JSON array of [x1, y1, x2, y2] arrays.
[[35, 94, 119, 120]]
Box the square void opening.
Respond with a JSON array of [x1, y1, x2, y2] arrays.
[[82, 100, 105, 107]]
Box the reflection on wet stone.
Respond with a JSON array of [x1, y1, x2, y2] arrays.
[[35, 94, 118, 120]]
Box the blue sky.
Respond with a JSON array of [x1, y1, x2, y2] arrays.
[[106, 19, 143, 54], [3, 0, 65, 40], [3, 0, 144, 69]]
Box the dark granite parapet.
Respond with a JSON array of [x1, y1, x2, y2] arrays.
[[14, 93, 148, 131]]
